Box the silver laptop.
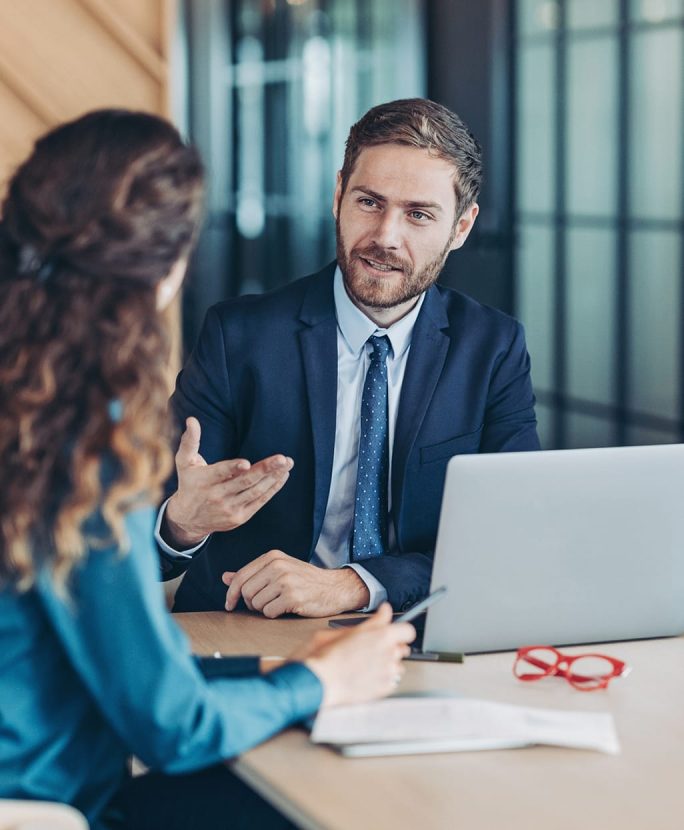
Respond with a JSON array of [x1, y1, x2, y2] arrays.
[[423, 444, 684, 654]]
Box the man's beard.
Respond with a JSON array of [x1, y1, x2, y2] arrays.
[[335, 217, 455, 310]]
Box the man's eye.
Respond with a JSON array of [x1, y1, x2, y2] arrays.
[[410, 211, 430, 221], [359, 198, 376, 207]]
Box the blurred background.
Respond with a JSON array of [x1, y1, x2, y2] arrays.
[[0, 0, 682, 451]]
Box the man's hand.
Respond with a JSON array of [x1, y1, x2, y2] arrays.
[[222, 550, 371, 618], [163, 417, 293, 548]]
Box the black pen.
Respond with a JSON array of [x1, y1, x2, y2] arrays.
[[405, 650, 464, 663], [393, 585, 448, 624]]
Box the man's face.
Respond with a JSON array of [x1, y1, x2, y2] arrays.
[[333, 143, 478, 320]]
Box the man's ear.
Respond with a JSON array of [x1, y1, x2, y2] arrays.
[[449, 203, 479, 252], [332, 172, 343, 220]]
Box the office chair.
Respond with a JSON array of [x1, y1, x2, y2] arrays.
[[0, 800, 88, 829]]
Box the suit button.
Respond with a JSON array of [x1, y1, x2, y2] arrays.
[[400, 600, 413, 611]]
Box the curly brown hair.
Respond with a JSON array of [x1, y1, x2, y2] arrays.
[[0, 109, 204, 588]]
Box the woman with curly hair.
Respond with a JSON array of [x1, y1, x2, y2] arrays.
[[0, 110, 414, 830]]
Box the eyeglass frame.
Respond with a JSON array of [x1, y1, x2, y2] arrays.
[[513, 645, 631, 691]]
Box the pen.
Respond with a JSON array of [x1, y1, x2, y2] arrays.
[[405, 650, 464, 663], [393, 585, 448, 624]]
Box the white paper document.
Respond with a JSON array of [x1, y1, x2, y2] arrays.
[[311, 697, 620, 757]]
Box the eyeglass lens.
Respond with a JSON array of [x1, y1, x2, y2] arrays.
[[564, 655, 618, 688], [515, 647, 558, 677]]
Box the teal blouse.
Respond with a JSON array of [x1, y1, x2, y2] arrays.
[[0, 506, 322, 826]]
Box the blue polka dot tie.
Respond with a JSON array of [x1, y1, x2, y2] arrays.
[[351, 335, 391, 561]]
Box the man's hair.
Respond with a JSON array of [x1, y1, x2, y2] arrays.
[[340, 98, 482, 216]]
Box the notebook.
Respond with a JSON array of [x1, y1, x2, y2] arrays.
[[423, 443, 684, 654], [310, 696, 619, 756]]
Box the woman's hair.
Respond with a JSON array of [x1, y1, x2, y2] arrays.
[[0, 109, 204, 587]]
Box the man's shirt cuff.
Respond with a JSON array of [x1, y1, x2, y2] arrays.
[[155, 498, 209, 559], [342, 563, 388, 611]]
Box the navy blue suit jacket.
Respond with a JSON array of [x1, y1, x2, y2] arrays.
[[163, 264, 540, 611]]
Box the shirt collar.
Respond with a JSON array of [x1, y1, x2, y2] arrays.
[[333, 266, 425, 360]]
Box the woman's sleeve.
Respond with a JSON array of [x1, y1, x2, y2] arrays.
[[36, 506, 322, 773]]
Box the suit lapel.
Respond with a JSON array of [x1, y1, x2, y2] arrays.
[[392, 286, 450, 523], [298, 266, 338, 549]]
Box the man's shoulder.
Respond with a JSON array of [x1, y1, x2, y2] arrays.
[[209, 264, 335, 324], [430, 282, 523, 336]]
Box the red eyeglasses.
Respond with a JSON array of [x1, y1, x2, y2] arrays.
[[513, 645, 631, 691]]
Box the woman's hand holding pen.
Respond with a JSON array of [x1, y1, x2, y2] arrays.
[[291, 603, 415, 708]]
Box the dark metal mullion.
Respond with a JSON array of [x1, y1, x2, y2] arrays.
[[680, 18, 684, 441], [553, 1, 568, 448], [518, 212, 684, 231], [319, 0, 336, 268], [516, 16, 684, 48], [502, 0, 517, 317], [615, 0, 630, 446]]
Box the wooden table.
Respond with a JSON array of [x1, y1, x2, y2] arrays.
[[177, 611, 684, 830]]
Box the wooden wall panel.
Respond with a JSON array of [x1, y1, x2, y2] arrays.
[[0, 82, 46, 186], [0, 0, 181, 379], [0, 0, 174, 191], [101, 0, 169, 55]]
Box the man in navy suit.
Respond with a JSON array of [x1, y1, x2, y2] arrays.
[[157, 98, 540, 614]]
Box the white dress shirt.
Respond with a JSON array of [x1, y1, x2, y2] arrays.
[[156, 266, 425, 611], [312, 268, 425, 608]]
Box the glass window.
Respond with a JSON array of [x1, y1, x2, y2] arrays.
[[534, 402, 555, 449], [629, 28, 683, 220], [516, 44, 556, 214], [566, 36, 618, 217], [628, 230, 681, 419], [515, 0, 684, 451], [516, 224, 555, 390], [224, 0, 426, 292], [567, 0, 619, 29], [626, 425, 680, 444], [518, 0, 561, 36], [630, 0, 684, 23], [235, 36, 265, 241], [566, 228, 617, 405], [566, 413, 617, 448]]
